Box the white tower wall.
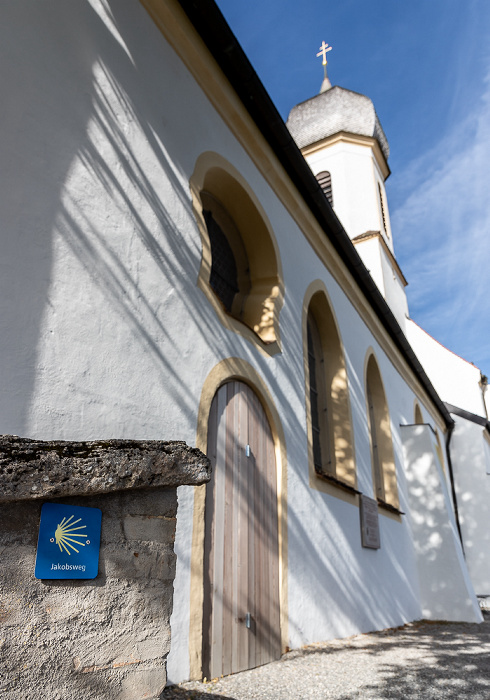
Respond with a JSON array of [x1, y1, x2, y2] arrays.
[[304, 139, 407, 328], [406, 320, 486, 415], [305, 140, 391, 246]]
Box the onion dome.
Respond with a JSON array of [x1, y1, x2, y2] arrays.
[[286, 85, 389, 161]]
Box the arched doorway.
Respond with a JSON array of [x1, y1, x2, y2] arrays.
[[202, 380, 281, 678]]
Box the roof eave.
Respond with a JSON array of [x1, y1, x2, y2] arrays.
[[174, 0, 453, 429]]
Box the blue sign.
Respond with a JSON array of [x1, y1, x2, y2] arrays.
[[35, 503, 102, 579]]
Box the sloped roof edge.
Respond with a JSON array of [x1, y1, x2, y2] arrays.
[[175, 0, 453, 429]]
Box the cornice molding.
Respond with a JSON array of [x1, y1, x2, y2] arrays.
[[301, 131, 391, 181]]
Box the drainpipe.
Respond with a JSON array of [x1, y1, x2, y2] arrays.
[[445, 420, 464, 553]]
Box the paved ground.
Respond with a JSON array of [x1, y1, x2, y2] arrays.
[[162, 614, 490, 699]]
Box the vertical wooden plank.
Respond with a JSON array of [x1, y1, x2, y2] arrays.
[[248, 390, 262, 668], [259, 393, 270, 667], [251, 388, 261, 669], [221, 382, 236, 677], [202, 393, 218, 679], [209, 384, 228, 679], [236, 381, 250, 672], [265, 422, 281, 659], [257, 399, 267, 666], [230, 382, 241, 673], [246, 384, 256, 670], [244, 385, 256, 672]]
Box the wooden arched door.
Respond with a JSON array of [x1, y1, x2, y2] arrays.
[[202, 381, 281, 678]]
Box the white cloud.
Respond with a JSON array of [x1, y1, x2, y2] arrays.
[[391, 71, 490, 374]]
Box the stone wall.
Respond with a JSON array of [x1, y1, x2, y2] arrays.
[[0, 436, 211, 700]]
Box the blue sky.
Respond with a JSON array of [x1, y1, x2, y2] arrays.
[[216, 0, 490, 379]]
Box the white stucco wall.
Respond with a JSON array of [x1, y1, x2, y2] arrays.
[[378, 247, 409, 332], [406, 319, 486, 416], [304, 141, 392, 248], [401, 425, 481, 622], [281, 265, 424, 651], [352, 237, 386, 295], [405, 308, 490, 598], [0, 0, 475, 686], [353, 237, 408, 331], [485, 436, 490, 475], [450, 419, 490, 594], [304, 137, 409, 329]]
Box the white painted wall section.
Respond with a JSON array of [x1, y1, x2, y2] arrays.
[[406, 320, 485, 415], [449, 419, 490, 594], [401, 424, 482, 622], [352, 237, 385, 295], [378, 246, 408, 331], [485, 435, 490, 475], [1, 0, 483, 686], [304, 142, 387, 242], [353, 237, 408, 331]]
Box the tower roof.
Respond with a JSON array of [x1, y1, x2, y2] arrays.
[[286, 85, 389, 161]]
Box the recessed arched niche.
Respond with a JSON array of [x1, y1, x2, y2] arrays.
[[303, 282, 356, 496], [190, 152, 283, 353], [365, 352, 399, 510]]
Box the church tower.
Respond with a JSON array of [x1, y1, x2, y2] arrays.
[[286, 47, 409, 330]]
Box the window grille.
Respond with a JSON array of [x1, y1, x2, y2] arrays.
[[203, 210, 238, 313], [307, 314, 331, 473]]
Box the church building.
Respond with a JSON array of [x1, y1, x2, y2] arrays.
[[1, 0, 488, 689]]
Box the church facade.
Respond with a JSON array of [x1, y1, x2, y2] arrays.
[[1, 0, 488, 687]]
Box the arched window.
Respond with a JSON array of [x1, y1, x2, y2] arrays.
[[305, 289, 356, 491], [201, 194, 250, 316], [307, 312, 331, 473], [191, 154, 283, 351], [316, 170, 333, 206], [366, 354, 399, 509]]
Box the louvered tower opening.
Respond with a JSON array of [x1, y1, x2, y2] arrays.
[[316, 170, 333, 207], [378, 182, 388, 236]]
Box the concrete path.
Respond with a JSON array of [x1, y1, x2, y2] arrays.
[[162, 615, 490, 699]]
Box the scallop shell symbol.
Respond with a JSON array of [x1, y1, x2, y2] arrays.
[[54, 515, 87, 555]]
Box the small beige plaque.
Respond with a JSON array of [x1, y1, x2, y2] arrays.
[[360, 494, 380, 549]]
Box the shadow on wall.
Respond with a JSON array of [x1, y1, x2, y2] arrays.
[[200, 378, 421, 663], [450, 424, 490, 593], [0, 1, 99, 434], [284, 472, 419, 646], [282, 362, 421, 647], [1, 0, 291, 439], [1, 1, 437, 682]]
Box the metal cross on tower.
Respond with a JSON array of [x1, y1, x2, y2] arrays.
[[316, 41, 332, 80]]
